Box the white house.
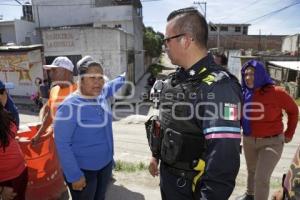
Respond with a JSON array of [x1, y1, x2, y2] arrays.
[[282, 34, 300, 55], [0, 20, 39, 45], [42, 27, 133, 81], [209, 23, 250, 36], [31, 0, 144, 82]]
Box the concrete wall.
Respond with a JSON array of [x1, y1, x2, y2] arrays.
[[0, 22, 16, 44], [94, 21, 134, 34], [132, 8, 144, 83], [42, 27, 131, 79], [282, 34, 299, 53], [32, 0, 134, 33], [14, 20, 40, 45], [32, 0, 144, 82]]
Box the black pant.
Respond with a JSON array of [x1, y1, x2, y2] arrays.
[[160, 163, 197, 200]]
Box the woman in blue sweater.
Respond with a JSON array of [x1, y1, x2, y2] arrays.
[[54, 56, 125, 200]]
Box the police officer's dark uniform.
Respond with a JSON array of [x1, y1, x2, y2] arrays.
[[146, 53, 242, 200]]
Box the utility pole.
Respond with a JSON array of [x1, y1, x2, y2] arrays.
[[258, 29, 261, 51], [193, 1, 206, 19], [217, 26, 220, 49], [14, 0, 22, 5]]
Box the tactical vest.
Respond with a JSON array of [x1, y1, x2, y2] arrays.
[[159, 71, 210, 168]]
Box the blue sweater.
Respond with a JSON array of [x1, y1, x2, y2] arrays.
[[54, 76, 125, 183], [5, 95, 19, 128]]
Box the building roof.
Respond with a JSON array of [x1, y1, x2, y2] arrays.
[[0, 44, 43, 52], [114, 0, 142, 8], [268, 61, 300, 71], [0, 20, 14, 26], [208, 23, 251, 27]]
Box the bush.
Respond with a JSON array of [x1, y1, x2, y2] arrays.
[[148, 63, 164, 76]]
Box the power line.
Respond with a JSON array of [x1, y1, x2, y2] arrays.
[[193, 1, 206, 19], [206, 0, 299, 47], [14, 0, 22, 5], [244, 1, 300, 23], [216, 0, 264, 21], [0, 0, 161, 6]]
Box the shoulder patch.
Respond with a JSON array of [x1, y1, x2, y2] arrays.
[[202, 75, 215, 85], [202, 71, 229, 85]]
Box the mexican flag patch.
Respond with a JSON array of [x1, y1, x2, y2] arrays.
[[224, 103, 238, 121]]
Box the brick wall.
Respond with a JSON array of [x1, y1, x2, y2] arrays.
[[208, 35, 285, 50]]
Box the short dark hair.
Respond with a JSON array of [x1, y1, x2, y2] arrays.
[[215, 53, 228, 66], [0, 88, 5, 95], [167, 7, 208, 48]]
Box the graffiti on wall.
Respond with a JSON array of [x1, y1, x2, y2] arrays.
[[0, 49, 42, 86]]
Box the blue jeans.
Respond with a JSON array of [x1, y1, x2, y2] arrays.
[[66, 161, 113, 200]]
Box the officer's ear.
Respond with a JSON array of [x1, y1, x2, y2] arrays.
[[180, 35, 191, 49]]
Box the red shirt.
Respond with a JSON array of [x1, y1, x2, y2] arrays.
[[0, 123, 26, 182], [248, 86, 298, 138]]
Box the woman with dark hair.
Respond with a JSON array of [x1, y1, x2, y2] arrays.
[[0, 80, 19, 128], [0, 104, 28, 200], [237, 60, 299, 200]]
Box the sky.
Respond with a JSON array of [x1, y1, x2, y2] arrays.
[[1, 0, 300, 35]]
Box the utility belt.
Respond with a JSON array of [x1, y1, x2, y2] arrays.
[[162, 158, 206, 192], [162, 161, 198, 180]]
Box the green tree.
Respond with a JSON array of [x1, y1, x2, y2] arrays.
[[143, 26, 164, 57]]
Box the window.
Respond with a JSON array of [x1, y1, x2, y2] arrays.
[[210, 26, 217, 31], [220, 26, 228, 31], [235, 26, 241, 32], [243, 26, 248, 35], [137, 8, 142, 17]]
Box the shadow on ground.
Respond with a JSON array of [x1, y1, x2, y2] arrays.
[[106, 182, 145, 200]]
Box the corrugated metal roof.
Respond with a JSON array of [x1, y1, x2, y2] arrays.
[[268, 61, 300, 71]]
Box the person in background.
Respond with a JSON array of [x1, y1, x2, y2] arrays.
[[0, 103, 28, 200], [54, 56, 125, 200], [237, 60, 299, 200], [213, 53, 228, 69], [31, 56, 77, 144], [0, 80, 19, 128], [39, 79, 50, 104], [32, 77, 43, 109]]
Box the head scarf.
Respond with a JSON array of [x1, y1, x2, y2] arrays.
[[241, 60, 274, 135]]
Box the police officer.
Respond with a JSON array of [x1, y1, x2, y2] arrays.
[[147, 7, 242, 200]]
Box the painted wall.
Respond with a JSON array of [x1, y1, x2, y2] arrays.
[[0, 49, 43, 96], [0, 23, 16, 44]]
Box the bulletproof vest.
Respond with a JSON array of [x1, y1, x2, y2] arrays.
[[159, 70, 211, 165], [160, 75, 203, 134]]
